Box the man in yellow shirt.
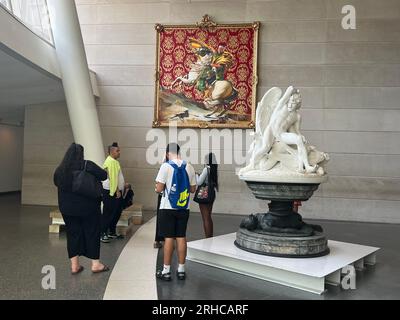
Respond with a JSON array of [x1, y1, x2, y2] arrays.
[[101, 142, 124, 243]]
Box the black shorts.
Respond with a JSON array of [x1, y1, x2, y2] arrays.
[[158, 209, 189, 238]]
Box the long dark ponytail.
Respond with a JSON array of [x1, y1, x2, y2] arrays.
[[207, 153, 218, 191]]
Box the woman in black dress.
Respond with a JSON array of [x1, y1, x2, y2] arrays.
[[53, 143, 109, 274]]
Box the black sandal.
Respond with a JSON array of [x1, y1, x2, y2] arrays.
[[71, 266, 84, 275], [92, 265, 110, 273]]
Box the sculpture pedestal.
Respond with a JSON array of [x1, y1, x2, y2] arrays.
[[235, 228, 329, 258], [187, 233, 379, 294], [238, 174, 329, 258]]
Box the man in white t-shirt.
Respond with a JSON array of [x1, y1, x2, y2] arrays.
[[155, 143, 196, 281]]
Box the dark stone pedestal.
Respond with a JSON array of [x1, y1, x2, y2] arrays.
[[236, 180, 329, 258], [235, 228, 329, 258]]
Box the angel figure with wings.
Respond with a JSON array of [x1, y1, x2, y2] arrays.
[[239, 86, 329, 176]]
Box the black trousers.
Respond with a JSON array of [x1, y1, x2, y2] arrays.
[[62, 211, 101, 259], [101, 188, 120, 234], [155, 194, 165, 242], [109, 202, 123, 234]]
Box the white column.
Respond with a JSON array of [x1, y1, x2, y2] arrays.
[[47, 0, 104, 165]]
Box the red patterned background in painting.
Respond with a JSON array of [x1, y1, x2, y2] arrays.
[[159, 27, 255, 115]]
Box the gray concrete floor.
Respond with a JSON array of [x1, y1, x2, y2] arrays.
[[0, 192, 151, 300], [1, 193, 399, 300], [157, 210, 400, 300]]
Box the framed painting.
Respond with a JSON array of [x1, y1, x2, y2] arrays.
[[153, 15, 259, 128]]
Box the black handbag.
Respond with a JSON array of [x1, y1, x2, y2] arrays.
[[193, 168, 215, 204], [72, 161, 102, 199]]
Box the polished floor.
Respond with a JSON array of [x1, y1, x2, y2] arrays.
[[1, 193, 400, 299], [0, 193, 146, 300], [158, 213, 400, 300]]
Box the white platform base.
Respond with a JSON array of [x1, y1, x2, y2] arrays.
[[187, 233, 379, 295]]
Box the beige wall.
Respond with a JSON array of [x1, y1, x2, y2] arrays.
[[0, 124, 23, 193], [23, 0, 400, 223]]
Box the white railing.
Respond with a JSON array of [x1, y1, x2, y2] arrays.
[[0, 0, 53, 44]]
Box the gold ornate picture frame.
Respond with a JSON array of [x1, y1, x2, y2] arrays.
[[153, 15, 259, 129]]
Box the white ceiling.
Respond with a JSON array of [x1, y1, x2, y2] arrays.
[[0, 48, 65, 124]]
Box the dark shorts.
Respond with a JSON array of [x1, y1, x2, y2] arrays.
[[158, 209, 189, 238]]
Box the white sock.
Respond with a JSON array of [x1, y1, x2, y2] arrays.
[[162, 265, 170, 274], [178, 264, 185, 273]]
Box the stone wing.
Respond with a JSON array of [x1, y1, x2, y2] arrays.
[[256, 87, 282, 135]]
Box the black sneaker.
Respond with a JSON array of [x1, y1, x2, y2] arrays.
[[108, 233, 125, 239], [156, 270, 171, 281], [176, 271, 186, 280], [100, 234, 110, 243]]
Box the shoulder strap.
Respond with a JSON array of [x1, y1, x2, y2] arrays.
[[163, 161, 174, 197], [83, 160, 87, 171], [167, 160, 178, 169], [168, 160, 186, 169], [181, 160, 187, 169]]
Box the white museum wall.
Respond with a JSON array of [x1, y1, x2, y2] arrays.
[[0, 124, 23, 193], [22, 0, 400, 223]]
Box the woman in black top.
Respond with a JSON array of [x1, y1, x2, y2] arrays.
[[53, 143, 109, 274], [195, 153, 219, 238]]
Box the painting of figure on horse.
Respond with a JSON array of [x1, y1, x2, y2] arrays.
[[154, 18, 259, 128], [170, 38, 238, 118]]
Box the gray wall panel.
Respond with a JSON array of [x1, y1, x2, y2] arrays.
[[21, 0, 400, 223]]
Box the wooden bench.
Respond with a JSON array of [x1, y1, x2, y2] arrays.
[[116, 203, 144, 235], [49, 203, 143, 235]]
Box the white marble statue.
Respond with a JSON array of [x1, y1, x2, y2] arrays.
[[239, 86, 329, 179]]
